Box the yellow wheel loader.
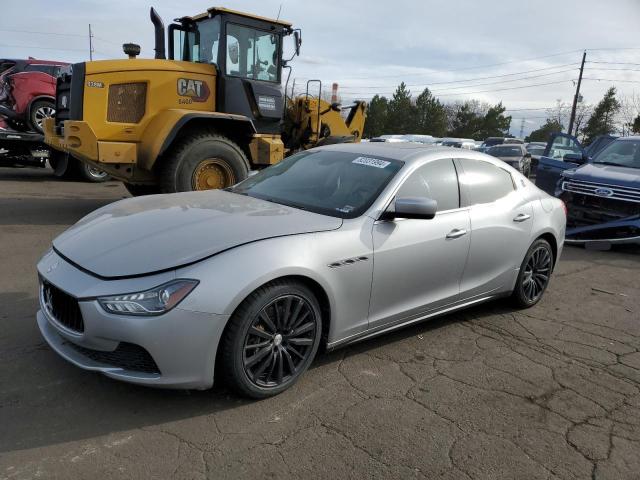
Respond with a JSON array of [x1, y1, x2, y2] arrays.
[[43, 7, 366, 194]]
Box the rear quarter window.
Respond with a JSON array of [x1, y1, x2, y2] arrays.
[[458, 158, 515, 206]]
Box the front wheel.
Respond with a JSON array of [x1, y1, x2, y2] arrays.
[[219, 280, 322, 398], [511, 238, 554, 308], [160, 131, 249, 193], [75, 160, 109, 183]]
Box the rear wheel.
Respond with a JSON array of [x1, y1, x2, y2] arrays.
[[160, 131, 249, 193], [511, 238, 554, 308], [74, 160, 109, 183], [220, 280, 322, 399], [29, 99, 55, 134]]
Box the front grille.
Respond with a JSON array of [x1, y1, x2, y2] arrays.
[[107, 82, 146, 123], [560, 191, 640, 228], [66, 341, 161, 374], [42, 280, 84, 333], [562, 179, 640, 203]]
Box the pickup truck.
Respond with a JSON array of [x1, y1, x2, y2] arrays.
[[535, 133, 639, 248]]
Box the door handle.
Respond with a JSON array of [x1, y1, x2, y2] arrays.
[[513, 213, 531, 222], [446, 228, 467, 239]]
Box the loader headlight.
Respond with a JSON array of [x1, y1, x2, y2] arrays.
[[98, 279, 199, 316]]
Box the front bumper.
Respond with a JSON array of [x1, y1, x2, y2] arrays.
[[36, 251, 229, 389], [565, 215, 640, 246], [43, 118, 137, 177]]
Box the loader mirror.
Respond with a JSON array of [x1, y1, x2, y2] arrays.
[[228, 41, 239, 64], [294, 30, 301, 56]]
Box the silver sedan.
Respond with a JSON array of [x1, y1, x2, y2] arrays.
[[36, 143, 566, 398]]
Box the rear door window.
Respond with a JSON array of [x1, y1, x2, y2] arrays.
[[458, 158, 515, 206], [396, 158, 460, 211]]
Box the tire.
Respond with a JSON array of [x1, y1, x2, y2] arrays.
[[29, 99, 55, 134], [219, 280, 323, 399], [160, 131, 249, 193], [75, 160, 109, 183], [49, 150, 70, 178], [511, 238, 554, 308], [124, 183, 161, 196]]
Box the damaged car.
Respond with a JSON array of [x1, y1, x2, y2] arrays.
[[536, 133, 639, 248]]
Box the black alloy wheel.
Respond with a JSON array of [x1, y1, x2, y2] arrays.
[[243, 295, 317, 388], [220, 280, 322, 398], [512, 239, 554, 307]]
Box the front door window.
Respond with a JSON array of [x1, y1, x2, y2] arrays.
[[226, 23, 279, 82]]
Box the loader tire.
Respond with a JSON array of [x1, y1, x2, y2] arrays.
[[160, 131, 249, 193]]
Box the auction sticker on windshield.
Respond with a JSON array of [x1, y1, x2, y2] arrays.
[[352, 157, 391, 168]]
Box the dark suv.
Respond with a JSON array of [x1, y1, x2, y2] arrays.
[[536, 133, 639, 247]]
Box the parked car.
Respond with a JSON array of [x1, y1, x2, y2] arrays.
[[536, 134, 637, 248], [525, 142, 547, 177], [37, 143, 565, 398], [504, 138, 524, 145], [480, 136, 506, 150], [442, 138, 476, 149], [0, 58, 68, 133], [487, 144, 531, 176]]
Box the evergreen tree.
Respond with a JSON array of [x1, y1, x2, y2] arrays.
[[525, 119, 563, 142], [632, 115, 640, 134], [363, 95, 388, 138], [414, 88, 447, 137], [477, 102, 512, 139], [386, 82, 415, 134], [581, 87, 620, 144], [449, 102, 482, 138]]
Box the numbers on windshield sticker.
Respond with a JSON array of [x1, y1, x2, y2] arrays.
[[352, 157, 390, 169]]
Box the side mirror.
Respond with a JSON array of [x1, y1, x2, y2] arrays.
[[294, 31, 301, 56], [563, 152, 586, 165], [385, 197, 437, 220]]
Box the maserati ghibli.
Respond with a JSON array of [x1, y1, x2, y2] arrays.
[[37, 143, 566, 398]]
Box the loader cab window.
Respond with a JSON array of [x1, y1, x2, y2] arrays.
[[225, 23, 279, 83], [172, 17, 220, 65]]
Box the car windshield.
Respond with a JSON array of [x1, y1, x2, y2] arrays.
[[527, 146, 545, 155], [229, 150, 404, 218], [489, 146, 521, 157], [592, 139, 640, 169]]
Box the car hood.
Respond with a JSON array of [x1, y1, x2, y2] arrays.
[[563, 163, 640, 189], [53, 190, 342, 279]]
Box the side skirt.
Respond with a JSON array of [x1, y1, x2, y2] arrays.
[[326, 293, 507, 351]]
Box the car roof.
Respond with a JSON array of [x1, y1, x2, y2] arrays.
[[314, 142, 490, 164]]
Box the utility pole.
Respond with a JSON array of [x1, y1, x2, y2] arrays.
[[88, 24, 94, 61], [568, 50, 586, 136]]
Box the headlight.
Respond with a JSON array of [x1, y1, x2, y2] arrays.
[[98, 279, 198, 316]]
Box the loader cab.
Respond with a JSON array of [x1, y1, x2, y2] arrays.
[[168, 8, 297, 134]]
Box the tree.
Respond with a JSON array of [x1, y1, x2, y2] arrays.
[[449, 102, 483, 138], [581, 87, 620, 144], [546, 99, 569, 132], [363, 95, 388, 138], [414, 88, 447, 137], [525, 119, 564, 142], [631, 115, 640, 135], [477, 102, 511, 139], [385, 82, 415, 134]]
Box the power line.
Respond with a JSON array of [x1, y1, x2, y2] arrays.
[[0, 43, 88, 53], [337, 63, 579, 90], [0, 27, 85, 37], [340, 78, 576, 98], [425, 69, 577, 93], [588, 61, 640, 67], [582, 77, 640, 84], [333, 49, 585, 80]]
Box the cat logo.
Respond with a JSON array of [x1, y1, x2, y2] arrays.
[[177, 78, 210, 103]]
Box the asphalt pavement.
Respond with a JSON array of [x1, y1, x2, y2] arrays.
[[1, 167, 639, 479]]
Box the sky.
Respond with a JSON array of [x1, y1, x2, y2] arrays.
[[2, 0, 640, 136]]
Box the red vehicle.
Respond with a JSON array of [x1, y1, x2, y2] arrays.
[[0, 58, 68, 133]]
